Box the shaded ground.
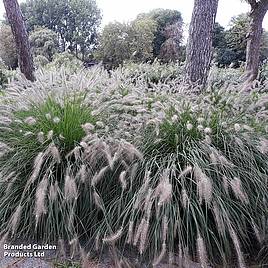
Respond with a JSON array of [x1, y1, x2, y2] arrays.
[[0, 257, 52, 268], [0, 244, 265, 267], [0, 249, 206, 268], [0, 257, 265, 268]]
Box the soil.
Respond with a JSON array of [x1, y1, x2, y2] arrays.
[[0, 242, 265, 268]]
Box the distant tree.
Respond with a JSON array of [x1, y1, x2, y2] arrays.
[[0, 58, 8, 90], [262, 31, 268, 60], [212, 23, 235, 67], [3, 0, 35, 81], [20, 0, 102, 61], [128, 18, 157, 62], [0, 24, 18, 69], [158, 21, 184, 62], [138, 9, 184, 59], [215, 48, 238, 67], [223, 14, 268, 67], [244, 0, 268, 81], [212, 23, 226, 49], [95, 18, 157, 69], [225, 14, 250, 66], [95, 22, 131, 69], [29, 27, 59, 61], [185, 0, 219, 88]]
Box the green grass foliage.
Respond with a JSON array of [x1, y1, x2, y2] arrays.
[[0, 65, 267, 266]]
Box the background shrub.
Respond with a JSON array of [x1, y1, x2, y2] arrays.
[[47, 52, 84, 72], [118, 60, 183, 86], [29, 27, 59, 62], [0, 60, 9, 91], [0, 25, 18, 69]]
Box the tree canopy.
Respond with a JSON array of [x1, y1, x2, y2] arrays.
[[20, 0, 102, 60], [0, 24, 18, 69], [29, 27, 59, 61], [95, 18, 157, 69], [95, 9, 184, 68], [213, 14, 268, 67], [138, 9, 184, 58]]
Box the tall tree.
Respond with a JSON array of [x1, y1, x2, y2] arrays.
[[245, 0, 268, 82], [3, 0, 35, 81], [185, 0, 219, 88], [0, 25, 18, 69], [158, 21, 184, 63], [95, 19, 157, 69], [20, 0, 101, 61], [138, 9, 183, 59], [29, 27, 59, 61], [222, 14, 268, 68]]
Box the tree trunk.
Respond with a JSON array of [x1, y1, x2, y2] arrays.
[[245, 1, 268, 82], [3, 0, 35, 82], [184, 0, 219, 89]]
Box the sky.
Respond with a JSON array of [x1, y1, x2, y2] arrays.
[[0, 0, 268, 31]]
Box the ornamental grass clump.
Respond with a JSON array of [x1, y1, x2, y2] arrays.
[[0, 66, 267, 267], [118, 60, 183, 86], [116, 87, 268, 266], [0, 94, 100, 241], [0, 71, 144, 245]]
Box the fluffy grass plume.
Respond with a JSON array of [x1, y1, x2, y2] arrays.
[[0, 66, 267, 266]]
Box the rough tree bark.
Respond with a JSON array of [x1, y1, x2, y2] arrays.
[[184, 0, 219, 89], [245, 0, 268, 82], [3, 0, 35, 81]]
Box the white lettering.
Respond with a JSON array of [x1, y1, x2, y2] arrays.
[[4, 252, 9, 257]]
